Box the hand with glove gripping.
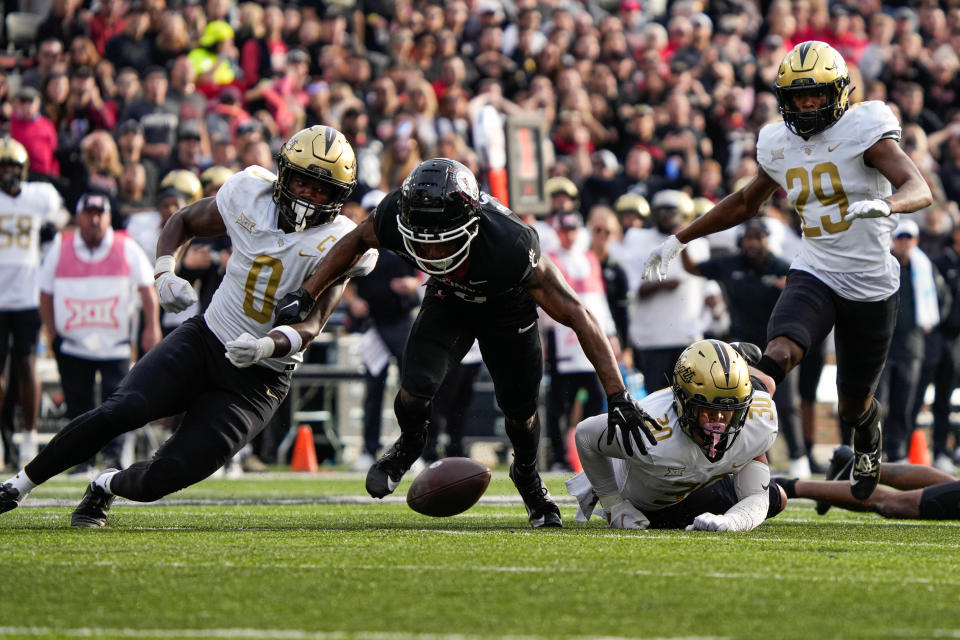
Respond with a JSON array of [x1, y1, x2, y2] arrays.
[[606, 391, 659, 456], [154, 255, 198, 312], [642, 235, 686, 282]]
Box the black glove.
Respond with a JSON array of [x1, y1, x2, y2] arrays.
[[273, 287, 315, 326], [606, 391, 659, 456], [729, 341, 762, 366]]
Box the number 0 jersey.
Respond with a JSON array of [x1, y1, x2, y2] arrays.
[[0, 182, 64, 310], [579, 386, 778, 512], [757, 101, 901, 301], [205, 166, 377, 371]]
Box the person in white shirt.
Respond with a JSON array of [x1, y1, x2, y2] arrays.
[[568, 339, 787, 531], [643, 41, 933, 501], [0, 126, 377, 527], [0, 137, 67, 466], [38, 193, 161, 474]]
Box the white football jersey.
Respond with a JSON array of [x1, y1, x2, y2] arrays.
[[204, 166, 378, 372], [756, 101, 902, 301], [0, 182, 64, 309], [599, 387, 778, 512]]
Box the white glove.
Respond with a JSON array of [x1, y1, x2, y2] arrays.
[[642, 235, 686, 282], [845, 199, 891, 221], [225, 332, 275, 368], [607, 501, 650, 530], [686, 512, 730, 532], [154, 255, 198, 313]]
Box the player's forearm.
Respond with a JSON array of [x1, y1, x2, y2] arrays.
[[676, 192, 752, 244], [886, 176, 933, 214], [723, 491, 769, 532], [272, 279, 348, 353], [301, 237, 365, 299]]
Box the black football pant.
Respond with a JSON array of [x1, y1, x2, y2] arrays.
[[26, 317, 290, 501]]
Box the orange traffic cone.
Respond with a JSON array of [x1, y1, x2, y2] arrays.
[[290, 425, 319, 472], [907, 429, 932, 466]]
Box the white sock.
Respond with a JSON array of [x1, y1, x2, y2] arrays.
[[94, 469, 120, 495], [5, 469, 38, 499], [19, 430, 38, 462]]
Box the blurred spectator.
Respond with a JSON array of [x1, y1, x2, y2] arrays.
[[67, 37, 102, 73], [104, 1, 157, 70], [87, 0, 127, 56], [168, 55, 208, 122], [239, 1, 287, 90], [878, 220, 943, 462], [36, 0, 87, 48], [188, 20, 240, 96], [68, 130, 124, 223], [63, 67, 115, 153], [9, 88, 59, 179], [588, 206, 629, 351], [39, 194, 160, 474], [154, 11, 192, 61], [121, 66, 178, 165], [20, 40, 66, 92]]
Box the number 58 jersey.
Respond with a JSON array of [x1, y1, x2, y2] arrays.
[[757, 101, 901, 301], [204, 166, 378, 371]]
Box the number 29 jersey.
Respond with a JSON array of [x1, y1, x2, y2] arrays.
[[756, 101, 901, 301], [204, 166, 378, 371]]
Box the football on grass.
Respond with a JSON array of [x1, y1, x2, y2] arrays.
[[406, 457, 492, 517]]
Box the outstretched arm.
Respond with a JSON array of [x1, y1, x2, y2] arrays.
[[525, 254, 623, 395], [301, 216, 380, 299], [643, 170, 779, 281]]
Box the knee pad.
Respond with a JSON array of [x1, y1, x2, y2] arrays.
[[394, 392, 431, 433], [918, 481, 960, 520]]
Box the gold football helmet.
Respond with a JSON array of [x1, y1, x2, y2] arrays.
[[199, 165, 236, 196], [0, 136, 29, 196], [673, 339, 754, 462], [274, 125, 357, 232], [774, 40, 851, 139], [613, 193, 650, 220], [160, 169, 203, 204]]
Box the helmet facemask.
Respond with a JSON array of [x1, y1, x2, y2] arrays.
[[774, 41, 851, 139], [397, 158, 481, 276], [672, 339, 754, 463], [275, 163, 353, 233]]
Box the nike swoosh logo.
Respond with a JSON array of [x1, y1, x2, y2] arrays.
[[266, 388, 278, 400], [518, 320, 537, 334], [298, 251, 316, 258], [827, 144, 841, 152], [468, 279, 488, 285], [761, 483, 770, 490], [277, 301, 299, 316], [731, 462, 745, 468]]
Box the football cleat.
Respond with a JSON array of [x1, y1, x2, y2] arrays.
[[365, 430, 426, 499], [817, 445, 854, 515], [509, 463, 562, 529], [71, 470, 118, 528], [850, 423, 882, 501], [0, 482, 21, 515]]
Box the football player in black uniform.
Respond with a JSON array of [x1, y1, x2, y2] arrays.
[[775, 445, 960, 521], [272, 158, 658, 528]]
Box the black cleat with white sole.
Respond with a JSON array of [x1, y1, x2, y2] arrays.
[[0, 483, 21, 515], [509, 463, 562, 528], [71, 471, 118, 528], [850, 423, 882, 501], [816, 445, 855, 515], [366, 431, 426, 499]]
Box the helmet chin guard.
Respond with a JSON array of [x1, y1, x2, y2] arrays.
[[398, 158, 481, 276]]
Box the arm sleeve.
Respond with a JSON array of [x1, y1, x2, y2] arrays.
[[573, 413, 627, 509], [724, 460, 771, 532]]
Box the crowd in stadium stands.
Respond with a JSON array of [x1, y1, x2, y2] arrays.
[[1, 0, 960, 475]]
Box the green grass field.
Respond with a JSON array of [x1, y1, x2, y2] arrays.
[[1, 470, 958, 640]]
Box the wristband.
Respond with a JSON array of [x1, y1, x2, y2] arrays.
[[269, 325, 303, 357], [154, 255, 176, 277]]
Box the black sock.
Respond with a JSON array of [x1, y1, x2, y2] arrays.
[[506, 414, 541, 470], [851, 398, 880, 449], [773, 477, 798, 499]]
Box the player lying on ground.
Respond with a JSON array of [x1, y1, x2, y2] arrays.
[[567, 339, 788, 531], [774, 445, 960, 520], [0, 125, 376, 527]]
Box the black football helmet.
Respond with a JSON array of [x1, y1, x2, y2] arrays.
[[0, 137, 29, 196], [774, 41, 851, 139], [397, 158, 481, 275], [274, 125, 357, 232], [673, 339, 754, 463]]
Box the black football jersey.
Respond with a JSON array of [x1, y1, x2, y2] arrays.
[[373, 189, 541, 308]]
